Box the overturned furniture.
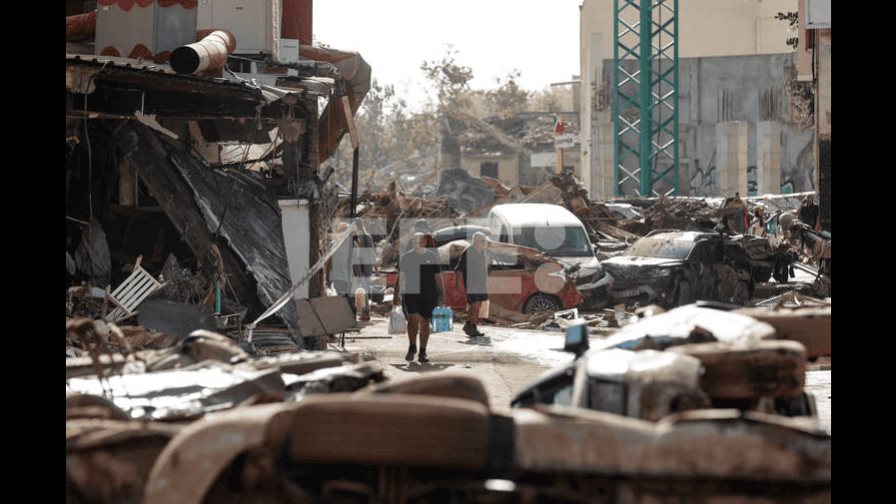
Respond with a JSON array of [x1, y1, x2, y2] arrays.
[[293, 295, 360, 349], [104, 256, 166, 322]]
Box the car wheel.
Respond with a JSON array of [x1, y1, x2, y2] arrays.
[[754, 266, 773, 283], [523, 293, 561, 314], [674, 280, 692, 306]]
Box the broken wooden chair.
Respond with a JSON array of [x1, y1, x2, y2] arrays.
[[104, 256, 167, 322]]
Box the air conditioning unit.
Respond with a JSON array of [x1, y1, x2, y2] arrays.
[[96, 1, 197, 61], [197, 0, 272, 54]]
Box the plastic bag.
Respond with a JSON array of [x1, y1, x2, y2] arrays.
[[479, 300, 490, 319], [388, 305, 407, 334]]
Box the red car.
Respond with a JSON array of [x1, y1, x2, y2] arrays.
[[438, 241, 582, 315]]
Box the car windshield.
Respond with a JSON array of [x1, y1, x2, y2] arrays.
[[623, 236, 694, 259], [513, 226, 593, 257]]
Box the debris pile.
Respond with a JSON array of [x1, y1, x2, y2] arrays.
[[436, 169, 496, 215]]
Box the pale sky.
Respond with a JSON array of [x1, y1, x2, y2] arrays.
[[314, 0, 583, 109]]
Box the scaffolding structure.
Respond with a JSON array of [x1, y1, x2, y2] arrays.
[[613, 0, 679, 196]]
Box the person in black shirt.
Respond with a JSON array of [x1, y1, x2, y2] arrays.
[[798, 194, 821, 231], [455, 232, 489, 337], [395, 233, 445, 363]]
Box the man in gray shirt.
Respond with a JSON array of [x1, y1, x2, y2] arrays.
[[454, 232, 489, 337]]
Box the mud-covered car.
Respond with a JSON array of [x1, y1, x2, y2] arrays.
[[729, 234, 776, 282], [438, 239, 582, 314], [602, 231, 754, 307], [512, 305, 819, 422]]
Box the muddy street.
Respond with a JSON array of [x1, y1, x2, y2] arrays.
[[343, 314, 832, 429]]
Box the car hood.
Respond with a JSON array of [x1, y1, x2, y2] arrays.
[[555, 255, 603, 278], [602, 256, 686, 269], [601, 256, 685, 286]]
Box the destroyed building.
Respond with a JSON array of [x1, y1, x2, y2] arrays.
[[65, 0, 370, 349], [439, 111, 581, 189]]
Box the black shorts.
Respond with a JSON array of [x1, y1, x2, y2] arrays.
[[402, 294, 438, 319], [467, 293, 489, 304]]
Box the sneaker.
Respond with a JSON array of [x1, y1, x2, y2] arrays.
[[418, 350, 430, 363], [405, 345, 417, 362]]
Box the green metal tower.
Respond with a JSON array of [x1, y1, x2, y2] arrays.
[[613, 0, 679, 196]]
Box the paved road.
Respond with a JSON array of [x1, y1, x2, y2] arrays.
[[344, 317, 562, 412]]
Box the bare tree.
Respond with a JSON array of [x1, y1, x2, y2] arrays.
[[486, 69, 531, 118]]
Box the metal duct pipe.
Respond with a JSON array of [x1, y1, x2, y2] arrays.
[[66, 10, 97, 41], [170, 30, 236, 75]]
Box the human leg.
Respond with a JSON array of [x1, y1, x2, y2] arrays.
[[464, 294, 487, 337], [405, 314, 419, 361], [417, 315, 431, 363]]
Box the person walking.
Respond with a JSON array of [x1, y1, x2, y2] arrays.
[[394, 233, 445, 363], [454, 232, 490, 337], [351, 218, 375, 320]]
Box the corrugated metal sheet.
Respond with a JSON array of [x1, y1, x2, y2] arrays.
[[66, 53, 332, 105]]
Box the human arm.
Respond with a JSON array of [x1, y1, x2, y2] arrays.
[[393, 271, 402, 306], [454, 249, 466, 289], [435, 270, 447, 306], [393, 254, 402, 306]]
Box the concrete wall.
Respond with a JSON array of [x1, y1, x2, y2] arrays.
[[680, 54, 815, 196], [816, 29, 831, 229], [585, 53, 815, 199], [716, 122, 749, 195], [756, 121, 782, 195], [579, 31, 604, 196], [579, 0, 798, 61], [817, 30, 831, 138]]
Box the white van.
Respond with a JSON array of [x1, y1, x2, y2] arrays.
[[487, 203, 612, 307]]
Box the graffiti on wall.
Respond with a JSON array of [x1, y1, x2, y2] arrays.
[[682, 124, 814, 197], [689, 151, 804, 197], [688, 148, 717, 197], [689, 160, 716, 196], [692, 163, 792, 197]]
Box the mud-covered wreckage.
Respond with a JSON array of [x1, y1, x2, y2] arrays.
[[65, 5, 371, 349]]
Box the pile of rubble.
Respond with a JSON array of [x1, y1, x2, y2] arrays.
[[66, 318, 178, 359], [66, 303, 830, 503]]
